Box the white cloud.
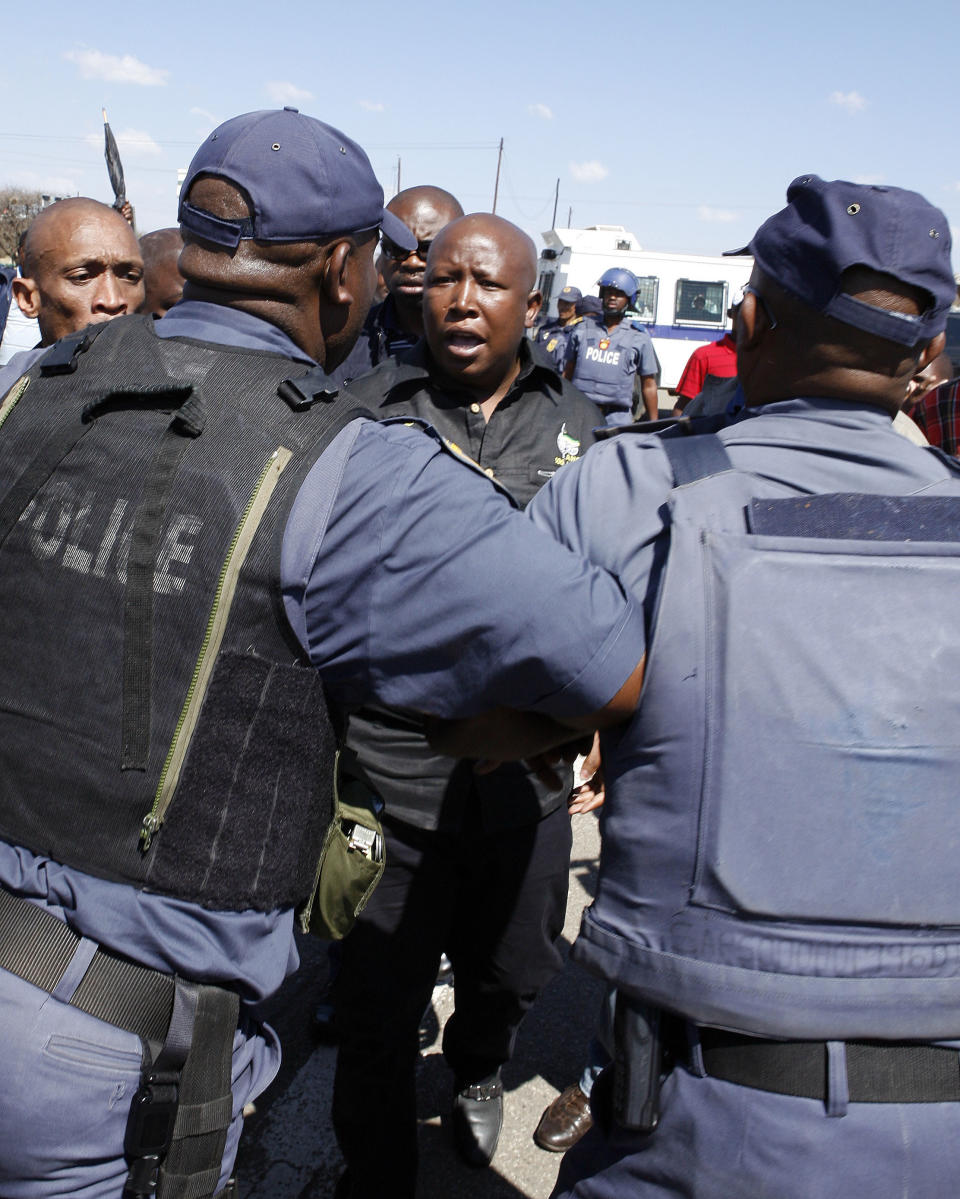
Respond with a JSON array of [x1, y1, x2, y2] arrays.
[[359, 99, 385, 112], [85, 127, 162, 157], [529, 103, 553, 120], [569, 160, 609, 183], [852, 173, 884, 185], [698, 205, 737, 223], [63, 48, 168, 86], [829, 90, 867, 114], [265, 81, 313, 105], [190, 107, 220, 126], [7, 168, 78, 196]]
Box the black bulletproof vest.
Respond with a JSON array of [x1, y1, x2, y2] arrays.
[[0, 314, 358, 912]]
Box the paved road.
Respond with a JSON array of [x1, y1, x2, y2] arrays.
[[236, 810, 603, 1199]]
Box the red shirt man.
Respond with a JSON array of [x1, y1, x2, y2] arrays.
[[673, 330, 737, 406]]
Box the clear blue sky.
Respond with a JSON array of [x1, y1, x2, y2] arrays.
[[4, 0, 957, 267]]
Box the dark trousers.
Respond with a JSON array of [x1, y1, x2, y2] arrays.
[[332, 803, 572, 1199]]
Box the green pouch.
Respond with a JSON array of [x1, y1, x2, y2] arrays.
[[298, 755, 385, 941]]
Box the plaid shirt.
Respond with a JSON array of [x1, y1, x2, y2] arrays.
[[912, 378, 960, 457]]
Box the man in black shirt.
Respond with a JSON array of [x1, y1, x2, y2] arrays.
[[331, 214, 601, 1199]]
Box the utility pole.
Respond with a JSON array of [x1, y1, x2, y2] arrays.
[[551, 177, 560, 229], [492, 138, 504, 214], [396, 157, 401, 195], [567, 205, 573, 228]]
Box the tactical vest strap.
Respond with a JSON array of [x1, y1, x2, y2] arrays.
[[39, 322, 107, 375], [277, 364, 339, 411]]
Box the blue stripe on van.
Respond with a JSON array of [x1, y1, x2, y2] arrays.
[[641, 323, 727, 341]]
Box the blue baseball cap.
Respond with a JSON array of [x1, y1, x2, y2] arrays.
[[557, 285, 582, 305], [178, 108, 416, 253], [576, 295, 603, 317], [726, 175, 955, 346]]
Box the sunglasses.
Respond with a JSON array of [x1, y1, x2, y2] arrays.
[[380, 235, 433, 263]]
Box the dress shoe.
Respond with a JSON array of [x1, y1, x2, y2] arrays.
[[451, 1072, 503, 1168], [533, 1083, 593, 1152]]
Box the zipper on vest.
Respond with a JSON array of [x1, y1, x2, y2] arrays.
[[140, 446, 293, 853], [0, 375, 29, 430]]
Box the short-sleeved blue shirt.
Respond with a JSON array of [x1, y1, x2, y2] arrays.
[[565, 315, 658, 411]]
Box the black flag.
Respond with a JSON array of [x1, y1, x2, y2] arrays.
[[102, 108, 126, 207]]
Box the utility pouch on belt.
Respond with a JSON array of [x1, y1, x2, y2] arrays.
[[298, 753, 385, 941], [613, 992, 662, 1132]]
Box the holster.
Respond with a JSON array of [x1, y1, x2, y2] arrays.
[[124, 978, 240, 1199], [612, 993, 663, 1132]]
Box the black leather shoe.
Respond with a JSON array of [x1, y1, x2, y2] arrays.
[[451, 1072, 503, 1168], [533, 1082, 593, 1152]]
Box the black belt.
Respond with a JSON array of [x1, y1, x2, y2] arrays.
[[0, 883, 174, 1044], [700, 1028, 960, 1103]]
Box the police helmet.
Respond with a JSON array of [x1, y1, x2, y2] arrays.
[[597, 267, 639, 306]]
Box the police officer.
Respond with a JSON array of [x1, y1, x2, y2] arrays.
[[330, 214, 602, 1198], [534, 282, 581, 369], [0, 109, 646, 1197], [435, 176, 960, 1199], [563, 268, 659, 424], [328, 184, 464, 386]]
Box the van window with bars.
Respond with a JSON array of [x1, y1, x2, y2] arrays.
[[675, 279, 726, 324], [628, 276, 658, 323]]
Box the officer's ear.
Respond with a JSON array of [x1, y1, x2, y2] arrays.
[[737, 287, 766, 352], [914, 331, 947, 373], [320, 239, 357, 308], [11, 276, 40, 320], [524, 289, 542, 330]]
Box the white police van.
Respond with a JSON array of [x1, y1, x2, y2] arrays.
[[536, 225, 753, 391]]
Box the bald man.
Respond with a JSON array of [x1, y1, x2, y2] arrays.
[[0, 198, 144, 396], [331, 213, 603, 1198], [327, 183, 464, 385], [138, 227, 185, 318], [13, 198, 143, 347]]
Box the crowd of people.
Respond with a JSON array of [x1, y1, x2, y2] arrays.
[[0, 104, 958, 1199]]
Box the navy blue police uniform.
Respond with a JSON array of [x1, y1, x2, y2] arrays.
[[526, 176, 960, 1199], [0, 110, 645, 1199], [565, 315, 658, 425], [533, 284, 582, 371]]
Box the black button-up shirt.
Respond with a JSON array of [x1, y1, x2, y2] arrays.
[[340, 339, 602, 830], [345, 337, 601, 508]]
